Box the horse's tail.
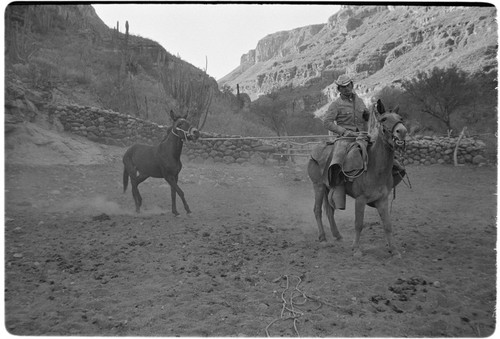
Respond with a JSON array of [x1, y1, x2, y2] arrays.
[[123, 166, 129, 193]]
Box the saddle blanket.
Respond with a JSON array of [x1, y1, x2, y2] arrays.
[[311, 138, 367, 188]]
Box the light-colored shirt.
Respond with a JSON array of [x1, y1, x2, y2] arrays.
[[323, 93, 367, 135]]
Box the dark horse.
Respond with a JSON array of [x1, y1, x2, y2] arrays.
[[308, 99, 407, 257], [123, 110, 200, 215]]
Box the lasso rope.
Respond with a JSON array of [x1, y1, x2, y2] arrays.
[[171, 126, 190, 142], [340, 133, 369, 180], [265, 275, 325, 337]]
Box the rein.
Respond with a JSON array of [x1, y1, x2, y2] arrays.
[[391, 166, 412, 213]]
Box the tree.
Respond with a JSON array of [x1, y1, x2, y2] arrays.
[[250, 92, 290, 136], [373, 85, 410, 119], [459, 69, 498, 133], [220, 84, 233, 96], [401, 65, 475, 131]]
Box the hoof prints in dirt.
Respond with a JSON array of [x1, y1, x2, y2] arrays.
[[370, 276, 430, 314], [175, 223, 285, 285]]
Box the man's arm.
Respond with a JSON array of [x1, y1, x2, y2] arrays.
[[323, 103, 347, 135], [357, 97, 370, 121]]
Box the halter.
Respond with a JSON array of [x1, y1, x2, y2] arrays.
[[378, 113, 405, 151], [172, 125, 191, 142], [169, 117, 196, 143]]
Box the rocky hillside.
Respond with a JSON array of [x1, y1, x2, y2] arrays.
[[219, 5, 497, 100], [5, 4, 227, 128]]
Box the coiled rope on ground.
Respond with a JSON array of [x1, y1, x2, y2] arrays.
[[265, 274, 336, 337]]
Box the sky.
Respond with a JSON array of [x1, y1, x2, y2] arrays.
[[93, 3, 340, 80]]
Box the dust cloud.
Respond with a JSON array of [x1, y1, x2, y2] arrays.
[[59, 195, 166, 216], [255, 164, 357, 235]]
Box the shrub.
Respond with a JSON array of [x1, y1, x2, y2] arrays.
[[401, 65, 476, 132]]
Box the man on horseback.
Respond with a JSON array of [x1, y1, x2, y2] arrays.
[[318, 74, 370, 209], [318, 74, 405, 210], [323, 74, 370, 137]]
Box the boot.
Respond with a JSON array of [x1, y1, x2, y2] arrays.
[[328, 184, 346, 210]]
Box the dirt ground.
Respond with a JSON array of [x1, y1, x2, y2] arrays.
[[4, 125, 497, 336]]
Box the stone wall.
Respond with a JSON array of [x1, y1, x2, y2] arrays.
[[401, 136, 487, 165], [48, 104, 487, 166], [48, 104, 169, 146], [47, 104, 282, 165]]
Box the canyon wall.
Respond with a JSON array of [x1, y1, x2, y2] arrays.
[[220, 5, 497, 101]]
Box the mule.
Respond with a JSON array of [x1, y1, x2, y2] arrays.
[[123, 110, 200, 215], [308, 99, 407, 257]]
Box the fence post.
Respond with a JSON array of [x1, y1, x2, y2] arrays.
[[454, 126, 467, 166], [287, 139, 295, 163]]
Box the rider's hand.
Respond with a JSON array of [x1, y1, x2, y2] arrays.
[[342, 130, 357, 137], [362, 109, 370, 121]]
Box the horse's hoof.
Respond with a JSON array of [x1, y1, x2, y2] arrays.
[[173, 212, 180, 217], [318, 235, 326, 242], [352, 249, 363, 258], [335, 236, 343, 242]]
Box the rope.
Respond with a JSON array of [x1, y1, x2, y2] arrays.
[[398, 168, 412, 190], [340, 133, 369, 180], [198, 132, 495, 142], [265, 275, 325, 337], [198, 135, 334, 141], [390, 164, 412, 213], [172, 127, 190, 142]]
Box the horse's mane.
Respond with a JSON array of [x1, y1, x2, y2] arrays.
[[367, 104, 381, 138]]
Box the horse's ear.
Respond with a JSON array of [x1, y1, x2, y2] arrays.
[[376, 99, 385, 114], [392, 105, 400, 114]]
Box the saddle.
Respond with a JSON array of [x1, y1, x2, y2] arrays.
[[311, 135, 369, 189], [311, 136, 407, 209]]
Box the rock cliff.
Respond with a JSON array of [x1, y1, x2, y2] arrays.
[[219, 5, 497, 100]]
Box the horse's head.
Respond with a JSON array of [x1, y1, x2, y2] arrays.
[[170, 110, 200, 142], [369, 99, 407, 149]]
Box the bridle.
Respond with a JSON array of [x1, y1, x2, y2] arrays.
[[171, 119, 196, 142], [378, 113, 406, 151]]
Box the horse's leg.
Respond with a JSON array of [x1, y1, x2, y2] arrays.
[[308, 159, 327, 242], [169, 177, 178, 216], [174, 173, 192, 214], [164, 175, 191, 215], [131, 174, 148, 213], [376, 197, 401, 258], [323, 189, 342, 241], [312, 182, 327, 242], [352, 198, 366, 257]]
